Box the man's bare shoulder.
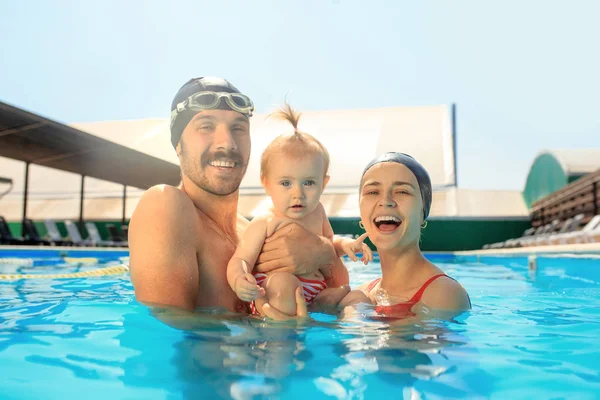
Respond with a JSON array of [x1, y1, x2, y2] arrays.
[[136, 184, 192, 214], [129, 184, 197, 243], [128, 184, 200, 310]]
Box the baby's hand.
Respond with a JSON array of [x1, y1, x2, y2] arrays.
[[234, 273, 266, 302], [341, 233, 373, 265]]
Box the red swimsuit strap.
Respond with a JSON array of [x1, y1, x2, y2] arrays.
[[408, 273, 447, 303], [366, 278, 382, 292], [367, 274, 448, 302]]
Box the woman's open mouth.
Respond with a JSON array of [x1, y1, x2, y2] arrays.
[[373, 216, 402, 232]]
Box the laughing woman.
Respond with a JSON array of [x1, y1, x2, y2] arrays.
[[357, 153, 471, 318]]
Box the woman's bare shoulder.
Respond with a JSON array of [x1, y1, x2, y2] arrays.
[[421, 274, 471, 312]]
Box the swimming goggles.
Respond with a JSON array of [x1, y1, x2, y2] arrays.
[[170, 91, 254, 125]]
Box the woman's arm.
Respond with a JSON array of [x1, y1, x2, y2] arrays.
[[421, 276, 471, 312]]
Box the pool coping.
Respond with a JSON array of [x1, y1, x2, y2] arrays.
[[2, 243, 600, 261], [451, 243, 600, 257]]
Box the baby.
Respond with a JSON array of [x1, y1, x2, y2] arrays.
[[227, 103, 372, 316]]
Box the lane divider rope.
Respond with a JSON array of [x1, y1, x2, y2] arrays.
[[0, 265, 129, 280]]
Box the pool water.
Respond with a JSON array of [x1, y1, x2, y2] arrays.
[[1, 250, 599, 399]]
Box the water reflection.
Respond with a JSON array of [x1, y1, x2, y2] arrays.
[[330, 309, 471, 396], [117, 303, 475, 399]]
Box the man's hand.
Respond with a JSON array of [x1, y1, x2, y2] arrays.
[[255, 223, 336, 275], [261, 287, 308, 321], [339, 233, 373, 265], [234, 273, 266, 302]]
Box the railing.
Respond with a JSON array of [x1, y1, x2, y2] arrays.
[[530, 169, 600, 227]]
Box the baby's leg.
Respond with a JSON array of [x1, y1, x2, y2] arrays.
[[312, 285, 350, 307], [339, 290, 372, 307], [255, 272, 302, 316]]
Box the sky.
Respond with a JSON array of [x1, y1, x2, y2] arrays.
[[0, 0, 598, 191]]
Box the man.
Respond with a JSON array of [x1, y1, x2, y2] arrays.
[[128, 77, 349, 319]]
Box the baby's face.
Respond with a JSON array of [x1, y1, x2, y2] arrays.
[[262, 153, 328, 219]]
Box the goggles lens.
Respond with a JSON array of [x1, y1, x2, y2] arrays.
[[171, 91, 254, 128], [188, 92, 253, 113], [193, 92, 221, 107], [229, 93, 252, 108]]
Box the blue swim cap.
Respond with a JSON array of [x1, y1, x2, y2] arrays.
[[361, 152, 432, 220], [170, 77, 253, 148]]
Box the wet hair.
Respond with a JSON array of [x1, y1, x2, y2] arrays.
[[361, 152, 433, 220], [260, 103, 330, 179]]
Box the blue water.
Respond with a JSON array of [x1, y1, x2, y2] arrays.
[[1, 250, 599, 399]]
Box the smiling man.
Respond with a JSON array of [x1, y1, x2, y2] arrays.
[[128, 77, 346, 319]]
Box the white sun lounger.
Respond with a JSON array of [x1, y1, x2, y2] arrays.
[[44, 219, 73, 246], [547, 214, 584, 245], [568, 215, 600, 244], [85, 222, 120, 247], [517, 226, 540, 248], [587, 219, 600, 243], [502, 227, 535, 248], [64, 220, 93, 247], [520, 225, 548, 247], [534, 220, 561, 246], [550, 215, 600, 245]]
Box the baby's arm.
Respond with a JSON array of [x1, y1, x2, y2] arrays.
[[319, 204, 372, 264], [333, 233, 373, 265], [312, 285, 350, 307], [312, 286, 373, 309], [227, 217, 269, 302], [320, 205, 336, 279]]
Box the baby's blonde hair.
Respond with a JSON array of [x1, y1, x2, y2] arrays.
[[260, 103, 330, 179]]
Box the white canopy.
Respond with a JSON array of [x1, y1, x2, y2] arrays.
[[0, 104, 528, 221]]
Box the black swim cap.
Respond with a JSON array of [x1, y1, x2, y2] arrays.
[[361, 152, 433, 220], [169, 77, 252, 148]]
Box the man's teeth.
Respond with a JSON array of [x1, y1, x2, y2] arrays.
[[210, 160, 235, 168], [374, 216, 401, 223]]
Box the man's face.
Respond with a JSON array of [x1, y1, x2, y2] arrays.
[[177, 109, 251, 196]]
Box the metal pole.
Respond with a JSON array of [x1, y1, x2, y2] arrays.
[[121, 185, 127, 226], [79, 175, 85, 232], [451, 103, 458, 187], [21, 162, 30, 236], [593, 181, 598, 216]]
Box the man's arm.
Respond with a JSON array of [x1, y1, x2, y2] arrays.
[[129, 185, 199, 311], [254, 222, 338, 275]]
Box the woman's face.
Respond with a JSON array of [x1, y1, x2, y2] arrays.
[[359, 162, 424, 252]]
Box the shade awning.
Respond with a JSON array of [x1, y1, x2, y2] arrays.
[[0, 100, 180, 189]]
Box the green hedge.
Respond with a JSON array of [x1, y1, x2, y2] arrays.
[[7, 218, 528, 251]]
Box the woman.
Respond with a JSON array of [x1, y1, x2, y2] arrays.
[[357, 152, 471, 317]]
